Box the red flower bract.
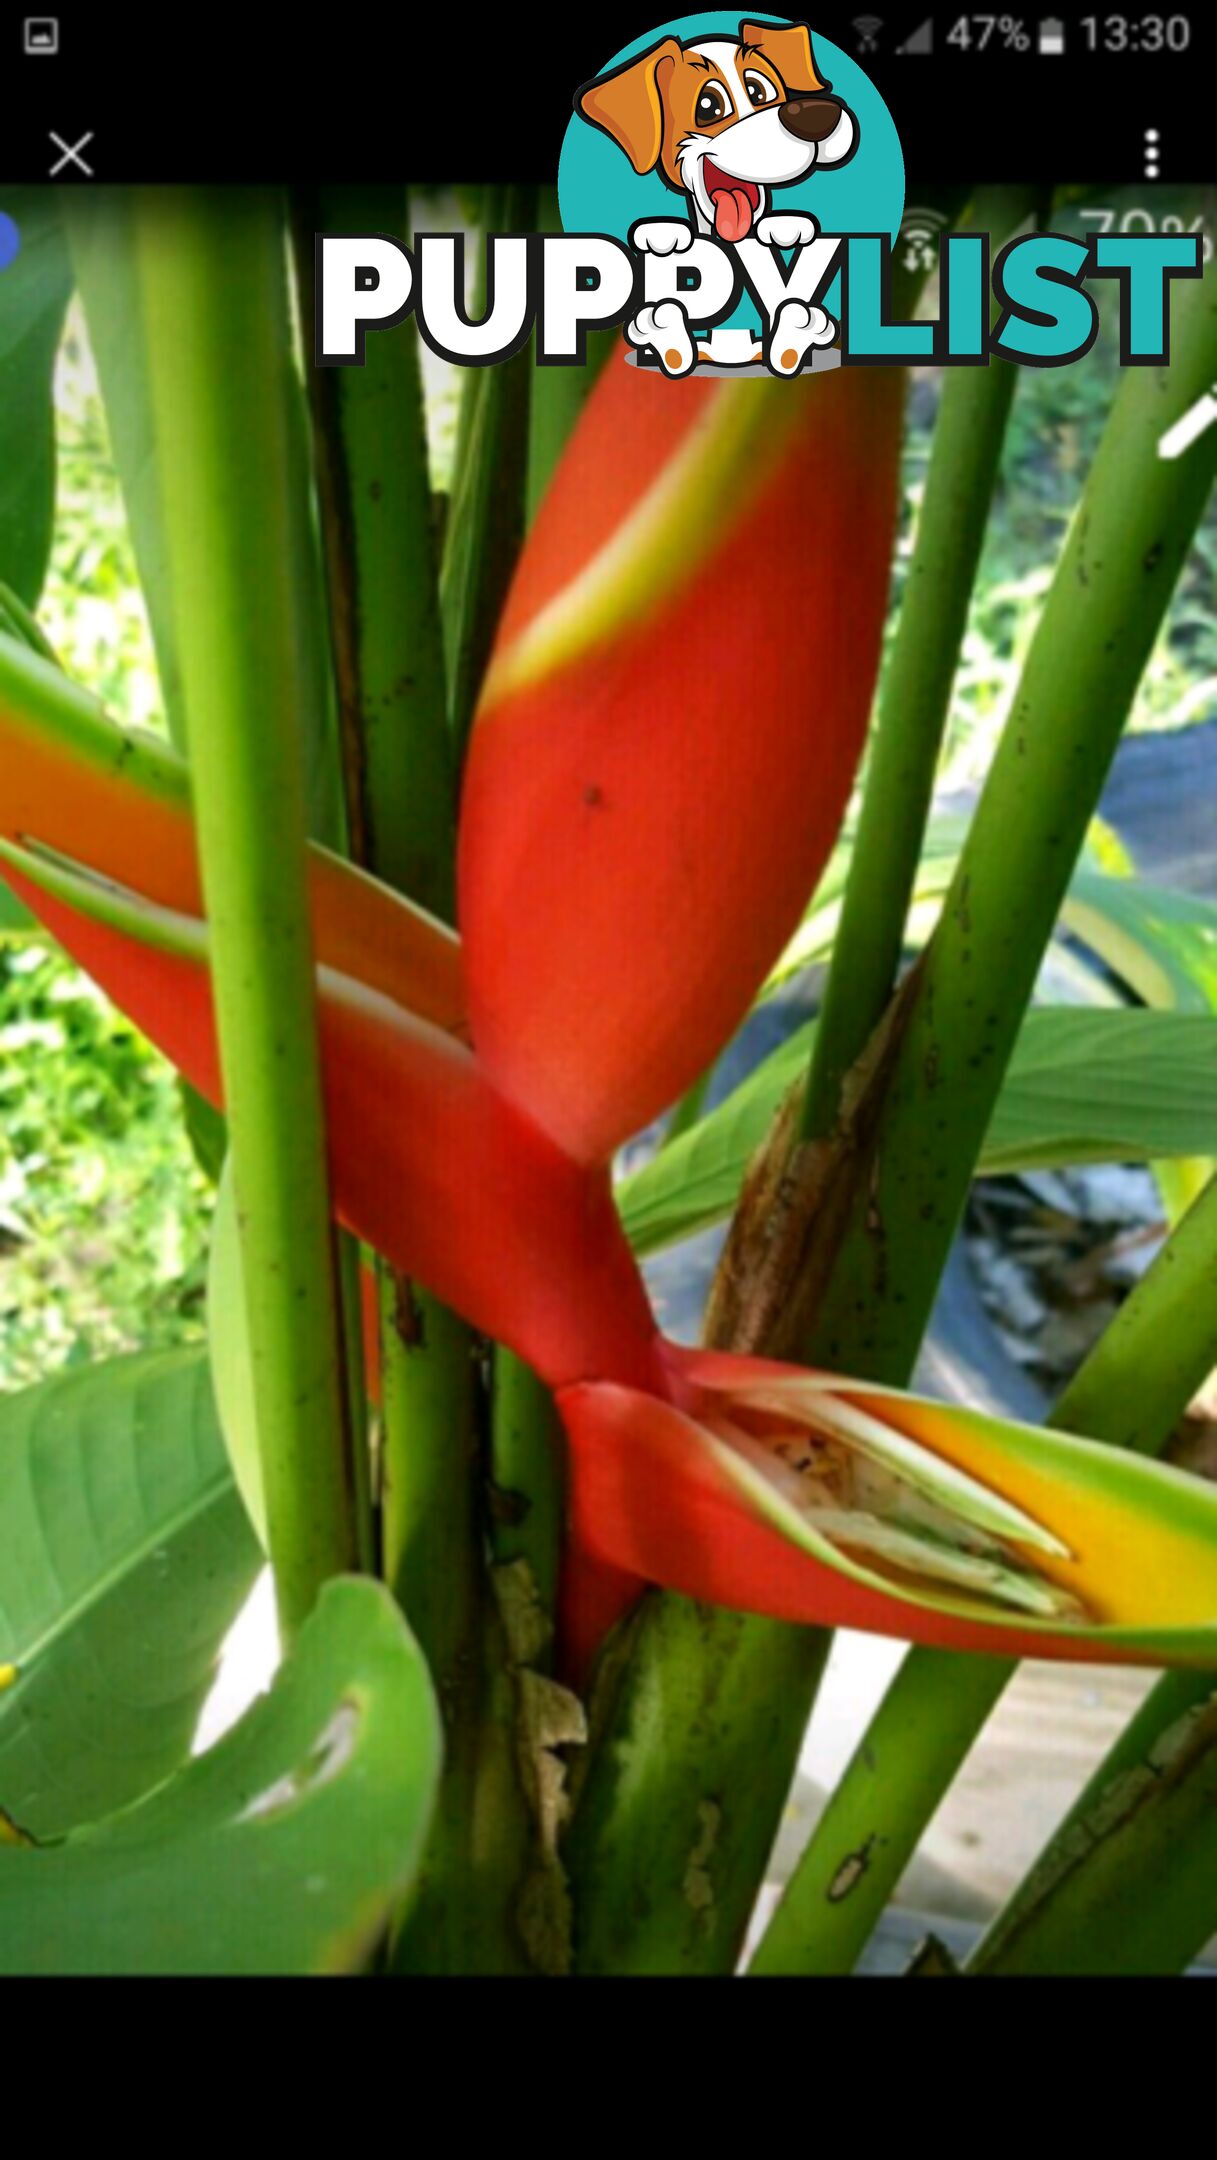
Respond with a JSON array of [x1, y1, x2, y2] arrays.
[[459, 359, 903, 1164]]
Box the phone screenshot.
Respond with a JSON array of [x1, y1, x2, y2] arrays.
[[0, 7, 1214, 1987]]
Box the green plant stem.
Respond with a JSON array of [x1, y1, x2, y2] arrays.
[[967, 1664, 1217, 1974], [489, 1352, 564, 1650], [751, 1169, 1217, 1974], [567, 1601, 831, 1975], [441, 184, 536, 763], [800, 183, 1039, 1140], [335, 1239, 375, 1575], [292, 187, 455, 918], [524, 189, 616, 524], [132, 189, 358, 1642], [379, 1277, 480, 1687]]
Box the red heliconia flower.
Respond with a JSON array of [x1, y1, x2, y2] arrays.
[[4, 355, 1217, 1680]]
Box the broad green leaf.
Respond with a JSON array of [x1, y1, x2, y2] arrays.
[[0, 1577, 441, 1974], [0, 193, 72, 607], [63, 194, 187, 746], [1062, 871, 1217, 1014], [0, 1347, 261, 1840], [1063, 872, 1217, 1223], [619, 1008, 1217, 1256], [982, 1008, 1217, 1173]]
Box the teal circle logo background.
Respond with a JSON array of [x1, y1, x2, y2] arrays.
[[558, 17, 904, 332]]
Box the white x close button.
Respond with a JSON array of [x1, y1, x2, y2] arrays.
[[48, 130, 94, 177]]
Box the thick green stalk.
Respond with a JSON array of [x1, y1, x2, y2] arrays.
[[132, 189, 358, 1640], [525, 189, 616, 523], [441, 184, 536, 761], [71, 190, 350, 1192], [800, 184, 1039, 1140], [68, 193, 347, 839], [567, 1601, 831, 1975], [490, 1352, 564, 1648], [292, 187, 455, 918], [751, 1170, 1217, 1974], [967, 1665, 1217, 1974]]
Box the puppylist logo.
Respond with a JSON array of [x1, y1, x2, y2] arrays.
[[562, 15, 900, 376], [315, 14, 1204, 380]]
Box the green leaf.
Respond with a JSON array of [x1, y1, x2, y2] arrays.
[[0, 1577, 441, 1974], [1062, 870, 1217, 1014], [0, 193, 72, 607], [0, 1348, 262, 1841], [63, 194, 188, 746], [180, 1078, 226, 1183], [982, 1008, 1217, 1173], [619, 1007, 1217, 1255]]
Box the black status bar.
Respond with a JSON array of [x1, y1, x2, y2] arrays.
[[0, 7, 1211, 184]]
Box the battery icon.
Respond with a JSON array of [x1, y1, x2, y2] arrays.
[[1037, 17, 1066, 54]]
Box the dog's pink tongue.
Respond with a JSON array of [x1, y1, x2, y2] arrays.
[[712, 187, 753, 243]]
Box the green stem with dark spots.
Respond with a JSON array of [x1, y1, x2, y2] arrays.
[[132, 189, 359, 1642]]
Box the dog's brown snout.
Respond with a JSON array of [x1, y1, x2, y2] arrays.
[[779, 95, 844, 143]]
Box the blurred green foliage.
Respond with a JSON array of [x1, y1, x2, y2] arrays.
[[0, 299, 207, 1387], [0, 942, 213, 1386]]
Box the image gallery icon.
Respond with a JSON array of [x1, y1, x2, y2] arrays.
[[23, 17, 59, 54]]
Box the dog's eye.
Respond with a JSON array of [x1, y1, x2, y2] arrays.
[[694, 84, 729, 126], [743, 70, 778, 109]]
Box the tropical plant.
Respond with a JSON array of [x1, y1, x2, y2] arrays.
[[0, 182, 1216, 1974]]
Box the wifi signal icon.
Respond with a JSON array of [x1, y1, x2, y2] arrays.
[[898, 205, 948, 276], [852, 14, 884, 53]]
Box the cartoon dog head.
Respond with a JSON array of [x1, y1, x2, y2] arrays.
[[577, 19, 856, 243]]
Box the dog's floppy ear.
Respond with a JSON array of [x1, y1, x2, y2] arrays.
[[739, 18, 827, 94], [576, 37, 683, 176]]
